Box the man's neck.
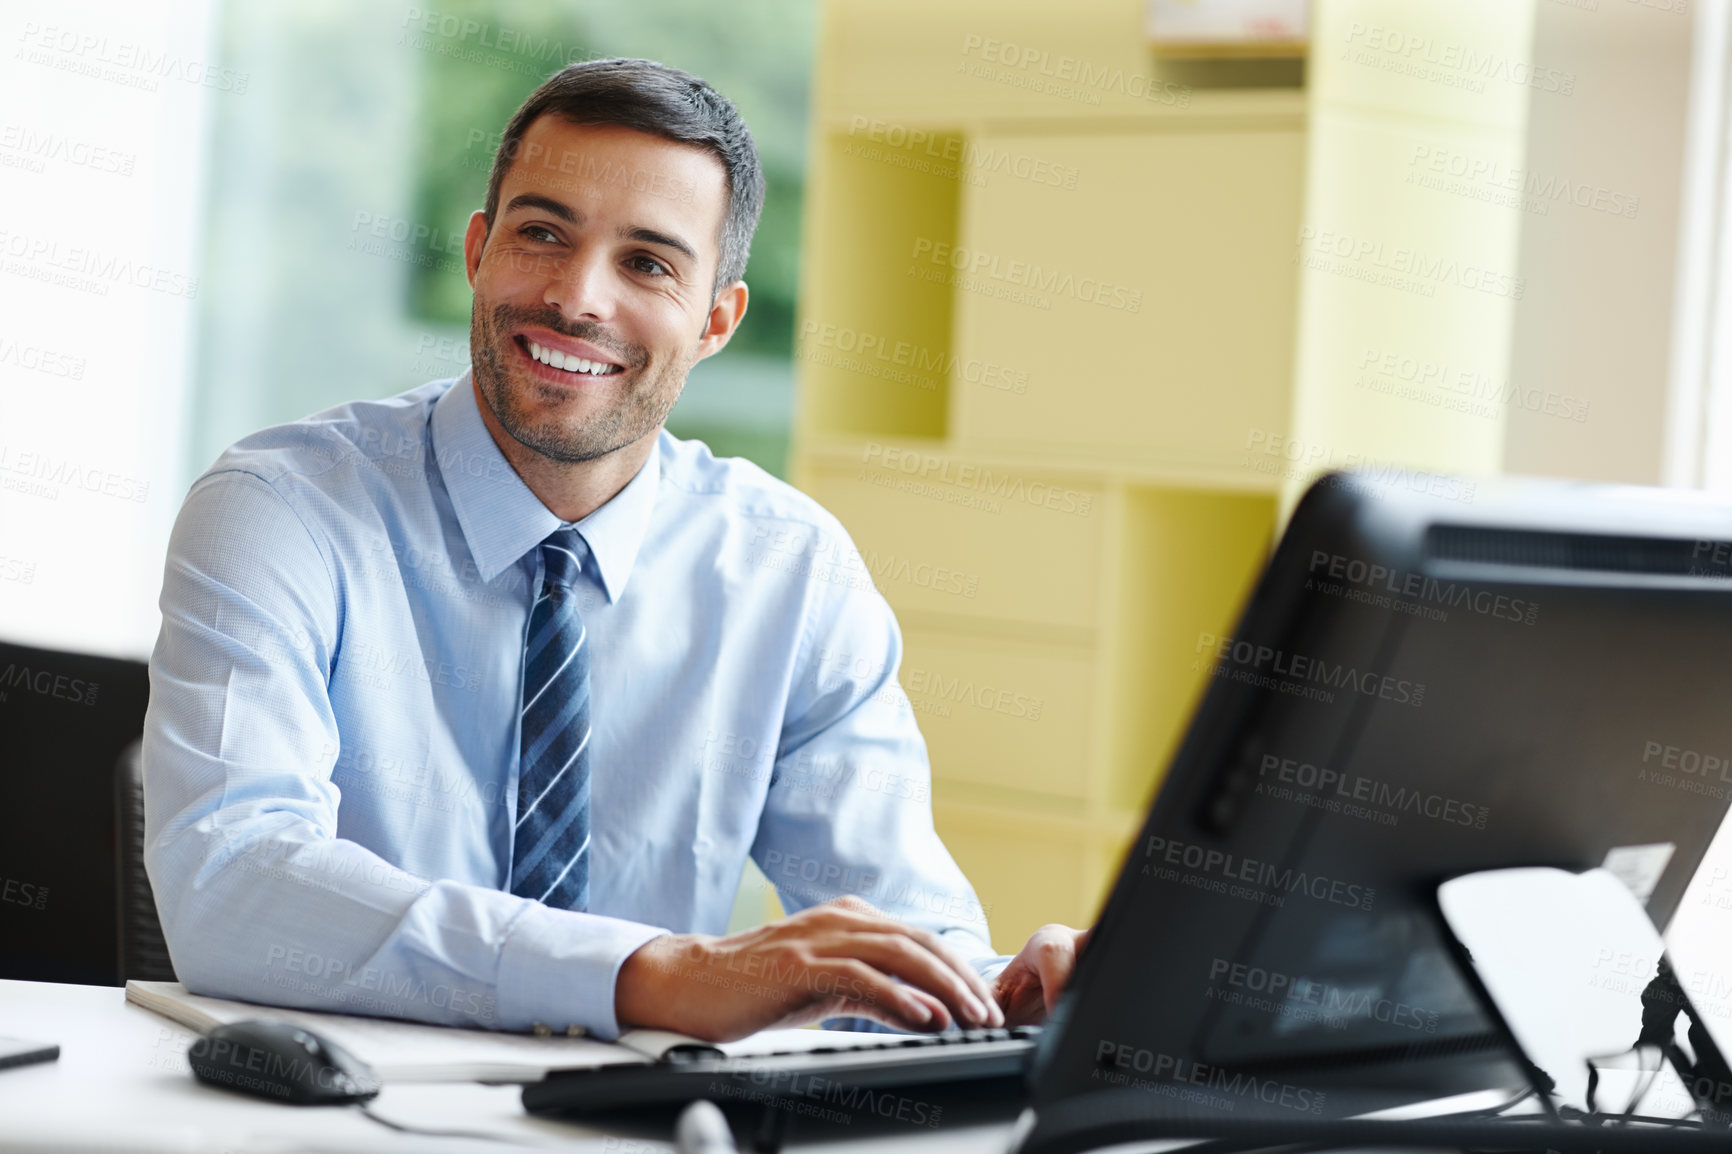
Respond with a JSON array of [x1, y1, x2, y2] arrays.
[[471, 377, 656, 523]]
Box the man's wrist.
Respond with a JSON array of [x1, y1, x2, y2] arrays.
[[615, 932, 705, 1033]]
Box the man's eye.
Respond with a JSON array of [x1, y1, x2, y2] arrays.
[[630, 255, 670, 276], [520, 225, 560, 243]]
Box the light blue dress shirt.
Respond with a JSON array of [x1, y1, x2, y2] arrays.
[[143, 373, 1003, 1039]]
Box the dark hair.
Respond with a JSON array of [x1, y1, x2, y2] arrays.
[[484, 57, 765, 295]]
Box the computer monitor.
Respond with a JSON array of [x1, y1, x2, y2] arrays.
[[1027, 472, 1732, 1122]]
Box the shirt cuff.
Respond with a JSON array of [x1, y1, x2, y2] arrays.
[[496, 902, 667, 1040]]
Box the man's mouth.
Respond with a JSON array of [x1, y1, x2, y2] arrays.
[[519, 336, 626, 378]]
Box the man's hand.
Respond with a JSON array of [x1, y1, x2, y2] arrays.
[[615, 895, 1006, 1043], [992, 924, 1091, 1026]]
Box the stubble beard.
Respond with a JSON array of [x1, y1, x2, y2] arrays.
[[470, 301, 693, 464]]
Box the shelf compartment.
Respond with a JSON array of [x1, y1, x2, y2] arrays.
[[902, 626, 1096, 802], [799, 448, 1106, 631]]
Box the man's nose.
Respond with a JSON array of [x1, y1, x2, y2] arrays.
[[538, 248, 616, 322]]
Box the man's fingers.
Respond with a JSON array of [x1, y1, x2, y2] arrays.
[[906, 927, 1001, 1025], [1027, 927, 1083, 1014], [995, 968, 1044, 1026], [907, 987, 949, 1028], [821, 958, 940, 1031], [1033, 939, 1074, 1014], [810, 900, 1002, 1027], [844, 933, 992, 1029]]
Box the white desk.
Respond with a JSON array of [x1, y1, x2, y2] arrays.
[[0, 980, 1021, 1153]]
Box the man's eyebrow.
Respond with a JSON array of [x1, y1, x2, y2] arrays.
[[622, 225, 697, 263], [501, 195, 696, 264], [502, 193, 579, 223]]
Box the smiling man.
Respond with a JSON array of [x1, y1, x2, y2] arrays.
[[143, 58, 1085, 1043]]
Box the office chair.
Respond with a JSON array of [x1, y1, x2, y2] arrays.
[[115, 741, 176, 982], [0, 639, 151, 985]]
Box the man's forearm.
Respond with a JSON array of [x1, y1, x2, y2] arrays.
[[148, 809, 662, 1037]]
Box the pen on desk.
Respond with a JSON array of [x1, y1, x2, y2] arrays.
[[676, 1099, 738, 1153]]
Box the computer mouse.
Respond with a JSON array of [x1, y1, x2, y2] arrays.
[[187, 1018, 381, 1105]]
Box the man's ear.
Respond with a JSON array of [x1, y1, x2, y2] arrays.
[[463, 210, 490, 287], [695, 281, 749, 363]]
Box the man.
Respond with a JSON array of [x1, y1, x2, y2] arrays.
[[144, 58, 1086, 1043]]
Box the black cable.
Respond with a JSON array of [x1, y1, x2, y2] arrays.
[[1579, 1042, 1665, 1127], [1610, 1113, 1704, 1129], [1617, 1045, 1663, 1126], [356, 1101, 544, 1145], [1543, 1107, 1704, 1129]]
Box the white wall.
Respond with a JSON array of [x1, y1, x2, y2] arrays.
[[0, 0, 219, 659], [1503, 0, 1695, 484]]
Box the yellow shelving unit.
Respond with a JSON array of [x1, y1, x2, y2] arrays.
[[790, 0, 1535, 950]]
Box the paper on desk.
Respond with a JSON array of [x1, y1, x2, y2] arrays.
[[127, 980, 650, 1082], [126, 981, 889, 1083]]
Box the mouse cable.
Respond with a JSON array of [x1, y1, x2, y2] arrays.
[[355, 1101, 545, 1146]]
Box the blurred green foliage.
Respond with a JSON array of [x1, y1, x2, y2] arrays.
[[406, 0, 814, 359]]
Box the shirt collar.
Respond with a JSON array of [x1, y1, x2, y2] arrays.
[[564, 431, 660, 604], [431, 372, 661, 603]]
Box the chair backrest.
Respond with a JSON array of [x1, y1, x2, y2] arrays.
[[115, 741, 176, 982], [0, 640, 150, 985]]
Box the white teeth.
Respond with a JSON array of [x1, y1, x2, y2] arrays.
[[527, 339, 615, 376]]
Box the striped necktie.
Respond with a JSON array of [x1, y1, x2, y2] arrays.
[[510, 527, 591, 911]]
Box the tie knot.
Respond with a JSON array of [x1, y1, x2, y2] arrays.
[[540, 529, 585, 592]]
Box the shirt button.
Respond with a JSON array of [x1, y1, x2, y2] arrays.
[[532, 1022, 552, 1037], [566, 1025, 586, 1038]]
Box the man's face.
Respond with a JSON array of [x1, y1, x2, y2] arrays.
[[463, 116, 742, 464]]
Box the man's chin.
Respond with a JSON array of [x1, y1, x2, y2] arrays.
[[503, 423, 620, 464], [502, 404, 647, 464]]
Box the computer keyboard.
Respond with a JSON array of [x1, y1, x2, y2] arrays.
[[521, 1025, 1042, 1117]]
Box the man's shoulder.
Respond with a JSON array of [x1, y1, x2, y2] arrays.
[[198, 378, 451, 491], [656, 430, 848, 538]]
